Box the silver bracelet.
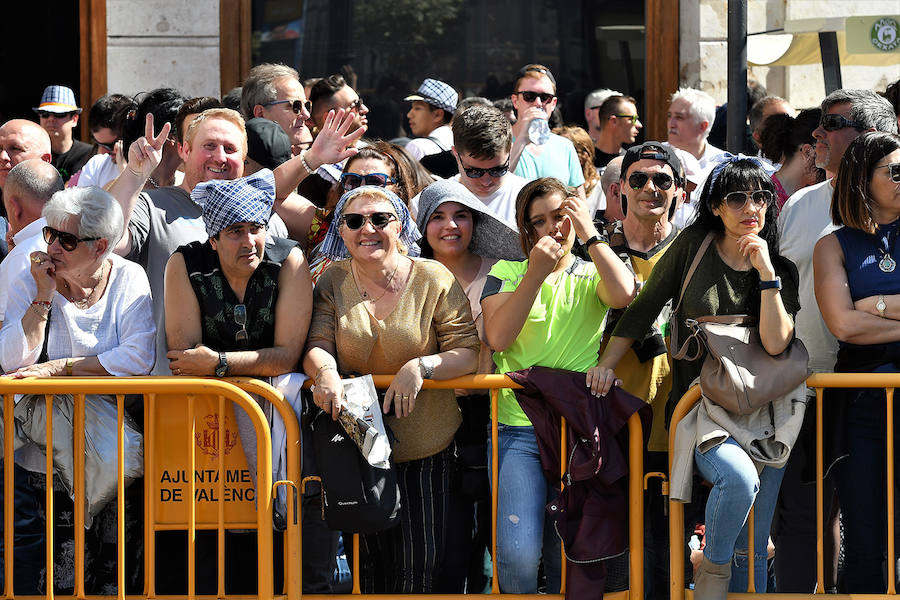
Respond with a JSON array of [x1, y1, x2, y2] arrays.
[[299, 151, 316, 176]]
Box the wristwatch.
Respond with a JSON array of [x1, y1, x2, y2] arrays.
[[215, 351, 228, 377], [877, 294, 887, 317], [582, 234, 605, 251], [418, 355, 436, 380], [759, 276, 782, 291]]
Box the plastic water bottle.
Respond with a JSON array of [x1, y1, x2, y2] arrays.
[[528, 118, 550, 145]]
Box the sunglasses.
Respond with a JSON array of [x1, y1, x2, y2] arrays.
[[459, 157, 509, 179], [876, 162, 900, 183], [347, 97, 365, 112], [615, 114, 640, 124], [42, 226, 100, 252], [263, 99, 312, 115], [628, 171, 674, 191], [819, 113, 865, 131], [233, 304, 248, 343], [95, 141, 116, 152], [340, 172, 397, 191], [512, 91, 556, 104], [340, 212, 397, 230], [37, 111, 75, 120], [723, 190, 774, 211]]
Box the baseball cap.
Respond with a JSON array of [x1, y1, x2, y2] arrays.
[[33, 85, 82, 114], [620, 142, 685, 188], [246, 117, 292, 170], [405, 78, 458, 114]]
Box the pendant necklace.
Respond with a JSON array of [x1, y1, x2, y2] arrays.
[[876, 224, 898, 273], [353, 259, 399, 303]]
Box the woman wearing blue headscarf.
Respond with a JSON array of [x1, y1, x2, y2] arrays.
[[592, 156, 805, 597], [303, 185, 480, 593]]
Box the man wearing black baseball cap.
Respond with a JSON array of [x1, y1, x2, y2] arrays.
[[598, 140, 685, 596]]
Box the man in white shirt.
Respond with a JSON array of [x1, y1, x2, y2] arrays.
[[0, 160, 63, 326], [666, 87, 725, 171], [404, 78, 457, 161], [774, 88, 898, 592]]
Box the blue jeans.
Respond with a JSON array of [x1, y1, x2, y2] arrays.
[[488, 425, 561, 593], [834, 363, 900, 593], [694, 438, 785, 593]]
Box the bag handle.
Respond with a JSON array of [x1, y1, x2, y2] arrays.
[[670, 233, 715, 360]]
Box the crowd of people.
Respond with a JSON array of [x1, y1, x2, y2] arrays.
[[0, 62, 899, 599]]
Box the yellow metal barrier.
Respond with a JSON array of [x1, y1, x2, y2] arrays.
[[668, 374, 900, 599], [301, 373, 646, 600], [0, 376, 299, 600]]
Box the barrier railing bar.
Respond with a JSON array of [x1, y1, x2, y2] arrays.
[[559, 418, 567, 595], [627, 414, 645, 600], [668, 384, 701, 600], [74, 393, 86, 598], [816, 386, 825, 595], [188, 393, 196, 600], [44, 394, 54, 600], [217, 394, 226, 599], [746, 505, 755, 593], [145, 393, 156, 598], [490, 387, 500, 595], [117, 394, 126, 600], [227, 377, 302, 600], [3, 393, 13, 597], [888, 388, 896, 596], [352, 533, 361, 595]]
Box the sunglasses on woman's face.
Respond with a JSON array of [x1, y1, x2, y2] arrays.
[[628, 171, 674, 191], [42, 226, 100, 252], [340, 172, 397, 191], [723, 190, 774, 211], [340, 212, 397, 230], [875, 162, 900, 183]]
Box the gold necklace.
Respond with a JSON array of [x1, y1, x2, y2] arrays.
[[353, 259, 400, 303], [63, 263, 106, 309]]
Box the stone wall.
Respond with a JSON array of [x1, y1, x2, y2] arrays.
[[107, 0, 221, 98]]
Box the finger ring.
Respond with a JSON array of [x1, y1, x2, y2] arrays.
[[173, 368, 180, 375], [31, 256, 42, 263]]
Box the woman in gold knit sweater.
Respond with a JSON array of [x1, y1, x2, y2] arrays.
[[303, 185, 480, 593]]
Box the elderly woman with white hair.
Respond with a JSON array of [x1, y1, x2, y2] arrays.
[[304, 185, 480, 594], [0, 185, 154, 595], [0, 185, 155, 376]]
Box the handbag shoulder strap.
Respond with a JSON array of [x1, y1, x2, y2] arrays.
[[37, 308, 51, 364], [670, 233, 715, 361]]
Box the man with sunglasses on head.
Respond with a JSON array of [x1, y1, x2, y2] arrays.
[[594, 142, 684, 596], [590, 95, 643, 169], [404, 77, 458, 161], [241, 63, 312, 156], [508, 64, 586, 200], [33, 85, 94, 184], [774, 89, 898, 592]]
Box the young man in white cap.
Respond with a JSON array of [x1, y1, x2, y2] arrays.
[[404, 78, 457, 160], [33, 85, 93, 182]]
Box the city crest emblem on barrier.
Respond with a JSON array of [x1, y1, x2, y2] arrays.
[[195, 413, 239, 456]]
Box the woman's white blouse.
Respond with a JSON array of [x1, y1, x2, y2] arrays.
[[0, 253, 156, 375]]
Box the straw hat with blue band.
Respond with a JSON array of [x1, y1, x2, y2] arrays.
[[33, 85, 82, 114]]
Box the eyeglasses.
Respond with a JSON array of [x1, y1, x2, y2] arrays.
[[340, 212, 397, 230], [628, 171, 674, 191], [615, 114, 640, 124], [37, 111, 75, 120], [723, 190, 774, 211], [875, 162, 900, 183], [340, 172, 397, 191], [512, 91, 556, 104], [263, 99, 312, 115], [347, 97, 365, 112], [233, 304, 248, 343], [95, 141, 116, 152], [42, 226, 100, 252], [819, 113, 866, 132], [459, 157, 510, 179]]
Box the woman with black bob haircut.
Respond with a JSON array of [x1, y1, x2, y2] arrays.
[[592, 156, 804, 597], [814, 131, 900, 593]]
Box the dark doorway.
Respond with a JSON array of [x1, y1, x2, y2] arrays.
[[0, 4, 82, 130]]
